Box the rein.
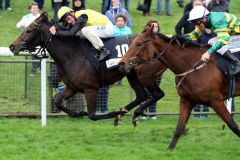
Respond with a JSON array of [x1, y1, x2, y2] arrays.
[[176, 60, 207, 89]]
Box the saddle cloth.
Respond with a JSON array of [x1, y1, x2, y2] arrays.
[[87, 35, 130, 70]]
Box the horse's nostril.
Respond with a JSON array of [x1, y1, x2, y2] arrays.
[[9, 45, 15, 52]]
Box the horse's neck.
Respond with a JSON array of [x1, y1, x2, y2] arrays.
[[160, 41, 202, 75], [40, 25, 65, 63], [41, 24, 51, 43], [47, 37, 86, 66]]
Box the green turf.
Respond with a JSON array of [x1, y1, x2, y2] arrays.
[[0, 116, 240, 160]]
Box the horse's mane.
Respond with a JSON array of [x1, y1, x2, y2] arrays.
[[155, 32, 209, 48]]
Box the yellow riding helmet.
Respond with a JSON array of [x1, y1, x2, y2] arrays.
[[57, 6, 74, 22]]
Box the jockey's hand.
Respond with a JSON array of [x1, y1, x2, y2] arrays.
[[49, 26, 56, 35], [201, 51, 210, 62]]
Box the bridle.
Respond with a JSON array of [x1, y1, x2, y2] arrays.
[[18, 20, 51, 59]]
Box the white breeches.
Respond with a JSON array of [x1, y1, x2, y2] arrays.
[[208, 35, 240, 55], [80, 22, 114, 50]]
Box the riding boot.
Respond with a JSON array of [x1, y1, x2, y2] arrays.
[[98, 47, 111, 61], [223, 50, 240, 76]]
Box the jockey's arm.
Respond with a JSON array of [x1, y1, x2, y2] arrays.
[[183, 26, 203, 41], [55, 14, 88, 37], [207, 30, 230, 54]]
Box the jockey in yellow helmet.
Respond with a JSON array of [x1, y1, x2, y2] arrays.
[[50, 6, 114, 61]]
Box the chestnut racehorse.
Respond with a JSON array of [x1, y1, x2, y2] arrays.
[[119, 26, 240, 149]]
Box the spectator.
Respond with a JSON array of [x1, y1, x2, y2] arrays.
[[206, 0, 228, 12], [105, 0, 132, 28], [72, 0, 85, 11], [157, 0, 173, 16], [175, 0, 211, 118], [177, 0, 184, 7], [34, 0, 44, 10], [113, 14, 132, 86], [113, 14, 132, 37], [141, 20, 161, 120], [225, 0, 230, 12], [16, 2, 40, 29], [102, 0, 111, 14], [53, 0, 70, 22], [142, 0, 152, 16], [16, 2, 41, 76], [175, 0, 203, 36], [183, 0, 193, 13], [0, 0, 12, 11], [120, 0, 129, 11]]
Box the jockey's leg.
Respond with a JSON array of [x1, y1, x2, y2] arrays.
[[223, 50, 240, 76], [81, 25, 112, 61]]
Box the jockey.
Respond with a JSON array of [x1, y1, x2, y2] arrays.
[[49, 6, 114, 61], [184, 6, 240, 76]]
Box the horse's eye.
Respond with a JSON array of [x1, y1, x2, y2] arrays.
[[136, 43, 142, 47], [26, 29, 32, 33]]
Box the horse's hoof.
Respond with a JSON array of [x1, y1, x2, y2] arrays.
[[114, 115, 122, 126], [115, 108, 128, 115], [132, 117, 139, 127], [222, 124, 225, 130], [167, 146, 175, 151], [182, 128, 189, 136]]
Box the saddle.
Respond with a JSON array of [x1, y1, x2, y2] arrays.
[[214, 51, 240, 98], [86, 35, 130, 70], [214, 51, 240, 81], [83, 35, 130, 86]]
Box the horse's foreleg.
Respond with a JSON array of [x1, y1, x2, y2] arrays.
[[55, 86, 87, 117], [211, 100, 240, 137], [124, 75, 148, 112], [84, 89, 127, 121], [113, 97, 143, 126], [168, 97, 193, 150], [132, 86, 165, 126], [114, 77, 148, 126]]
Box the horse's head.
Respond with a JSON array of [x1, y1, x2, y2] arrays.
[[9, 12, 49, 54], [119, 25, 159, 74]]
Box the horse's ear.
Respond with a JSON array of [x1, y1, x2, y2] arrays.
[[41, 12, 48, 21], [147, 24, 155, 37]]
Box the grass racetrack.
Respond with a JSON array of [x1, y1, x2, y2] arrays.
[[0, 0, 240, 159], [0, 116, 240, 160]]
